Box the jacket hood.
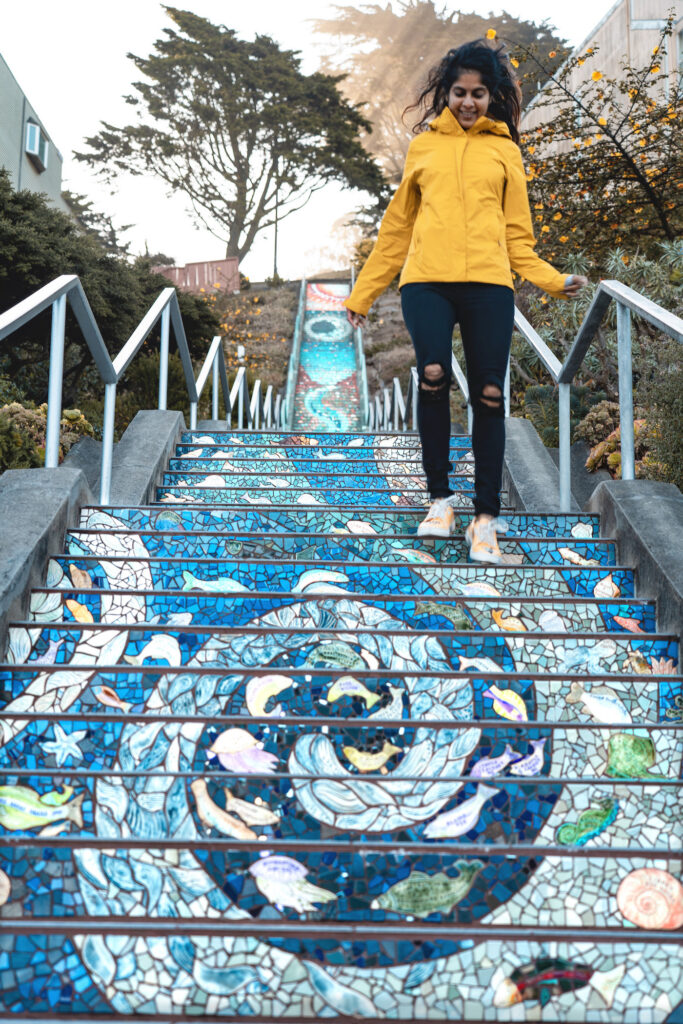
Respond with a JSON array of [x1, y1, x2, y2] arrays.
[[429, 106, 511, 139]]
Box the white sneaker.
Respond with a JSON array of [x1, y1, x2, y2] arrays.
[[418, 498, 456, 538], [465, 517, 506, 564]]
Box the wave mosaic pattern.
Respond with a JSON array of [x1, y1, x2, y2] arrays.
[[0, 427, 682, 1023], [292, 283, 362, 432]]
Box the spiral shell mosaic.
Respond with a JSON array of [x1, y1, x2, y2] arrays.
[[0, 279, 681, 1023]]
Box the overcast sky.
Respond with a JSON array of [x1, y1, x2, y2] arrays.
[[1, 0, 616, 280]]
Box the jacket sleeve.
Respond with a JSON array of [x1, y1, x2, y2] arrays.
[[344, 147, 420, 317], [504, 146, 568, 299]]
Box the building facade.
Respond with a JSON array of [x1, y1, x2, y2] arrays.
[[521, 0, 682, 133], [0, 53, 69, 212], [153, 258, 240, 295]]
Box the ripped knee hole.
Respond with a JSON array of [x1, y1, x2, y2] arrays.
[[480, 384, 503, 409], [420, 363, 450, 392]]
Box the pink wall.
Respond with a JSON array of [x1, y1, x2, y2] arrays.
[[153, 258, 240, 294]]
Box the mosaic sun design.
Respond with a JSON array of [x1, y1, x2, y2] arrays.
[[292, 284, 362, 433]]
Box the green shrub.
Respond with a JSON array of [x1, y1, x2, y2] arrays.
[[574, 401, 622, 447], [584, 419, 662, 480], [635, 337, 683, 490], [520, 384, 606, 447], [0, 402, 94, 472]]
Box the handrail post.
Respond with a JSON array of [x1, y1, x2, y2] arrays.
[[212, 353, 219, 420], [99, 381, 117, 504], [44, 294, 67, 468], [504, 355, 511, 418], [190, 401, 198, 430], [238, 374, 245, 430], [411, 368, 418, 432], [558, 382, 571, 512], [158, 305, 170, 410], [617, 301, 635, 480]]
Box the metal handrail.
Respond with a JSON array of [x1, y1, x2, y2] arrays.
[[0, 275, 281, 503], [284, 278, 307, 428], [350, 264, 371, 430], [370, 280, 682, 510]]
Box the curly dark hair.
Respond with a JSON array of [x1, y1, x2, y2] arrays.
[[404, 39, 522, 144]]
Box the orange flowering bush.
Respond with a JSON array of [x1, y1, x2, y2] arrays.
[[507, 16, 680, 269]]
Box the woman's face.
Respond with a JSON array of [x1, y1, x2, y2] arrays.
[[448, 70, 490, 129]]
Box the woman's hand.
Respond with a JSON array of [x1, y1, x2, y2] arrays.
[[346, 308, 367, 329], [563, 274, 589, 297]]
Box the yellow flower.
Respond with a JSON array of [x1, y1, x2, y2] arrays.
[[510, 57, 519, 68], [592, 71, 602, 81], [598, 117, 607, 126], [577, 58, 585, 66], [652, 46, 659, 55], [639, 139, 646, 147], [534, 202, 544, 209], [651, 65, 661, 74], [486, 28, 496, 39], [559, 235, 569, 243], [549, 50, 557, 58], [527, 145, 536, 154], [552, 212, 562, 220], [541, 225, 550, 233], [586, 47, 593, 55]]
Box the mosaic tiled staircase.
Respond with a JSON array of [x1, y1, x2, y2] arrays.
[[1, 424, 682, 1023], [291, 282, 363, 431]]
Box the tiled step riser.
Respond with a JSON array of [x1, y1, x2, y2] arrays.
[[30, 588, 655, 633], [0, 767, 678, 843], [2, 931, 680, 1021], [4, 847, 679, 927], [65, 531, 617, 567], [170, 456, 474, 473], [81, 507, 603, 538], [181, 431, 472, 447], [163, 471, 477, 491], [46, 556, 634, 598], [157, 486, 458, 508], [2, 668, 678, 722], [9, 621, 676, 676]]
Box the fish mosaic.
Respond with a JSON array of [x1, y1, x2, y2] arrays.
[[0, 784, 84, 834], [1, 401, 682, 1024], [371, 860, 484, 918], [248, 853, 337, 912], [493, 957, 626, 1009]]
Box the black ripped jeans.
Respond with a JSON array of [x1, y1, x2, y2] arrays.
[[401, 282, 514, 518]]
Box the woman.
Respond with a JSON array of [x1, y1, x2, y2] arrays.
[[345, 39, 587, 563]]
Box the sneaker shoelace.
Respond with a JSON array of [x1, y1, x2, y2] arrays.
[[476, 517, 508, 546]]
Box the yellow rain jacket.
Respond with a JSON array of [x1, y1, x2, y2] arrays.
[[345, 107, 567, 316]]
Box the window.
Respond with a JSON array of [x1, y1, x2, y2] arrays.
[[25, 121, 49, 172]]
